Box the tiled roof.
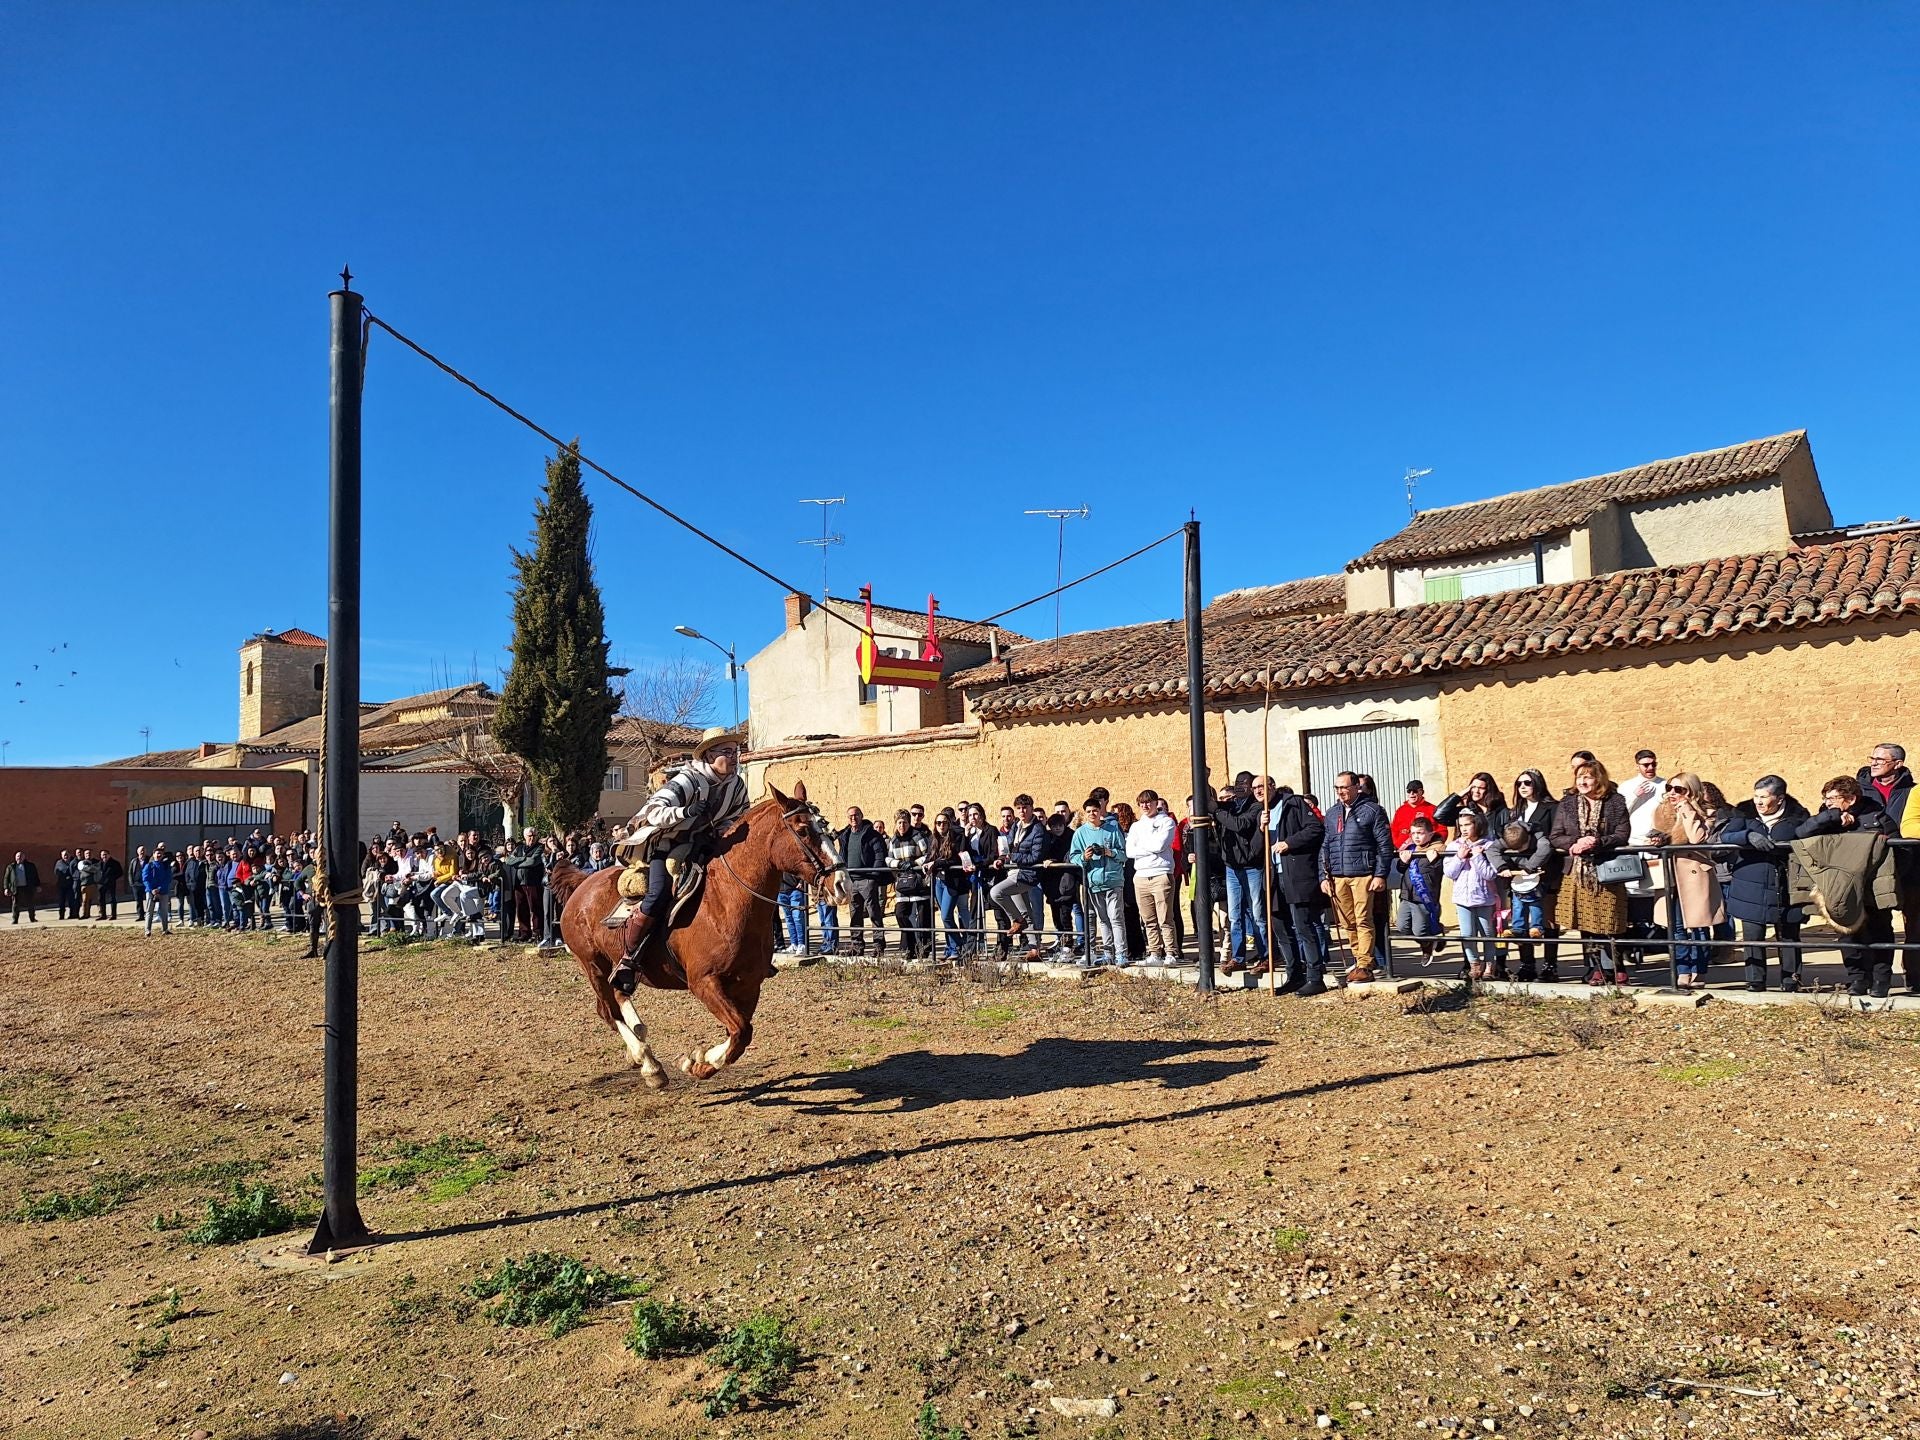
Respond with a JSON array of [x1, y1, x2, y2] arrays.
[[99, 747, 208, 769], [748, 724, 980, 763], [1207, 574, 1347, 620], [969, 532, 1920, 718], [950, 576, 1350, 693], [240, 683, 497, 754], [823, 598, 1030, 649], [243, 627, 328, 648], [1349, 431, 1808, 571]]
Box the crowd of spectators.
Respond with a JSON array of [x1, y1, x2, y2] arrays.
[[6, 741, 1914, 997], [755, 741, 1919, 1000]]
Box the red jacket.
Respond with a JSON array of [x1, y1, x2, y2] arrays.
[[1391, 797, 1443, 848]]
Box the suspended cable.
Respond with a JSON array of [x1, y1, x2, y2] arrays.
[[975, 527, 1184, 626], [362, 311, 867, 635]]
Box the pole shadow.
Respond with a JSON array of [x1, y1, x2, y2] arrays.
[[379, 1047, 1552, 1247]]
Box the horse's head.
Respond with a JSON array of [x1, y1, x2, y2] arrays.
[[766, 780, 850, 904]]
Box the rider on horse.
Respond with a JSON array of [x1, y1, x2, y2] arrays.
[[608, 726, 749, 995]]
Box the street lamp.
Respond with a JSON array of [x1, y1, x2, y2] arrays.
[[673, 625, 739, 730]]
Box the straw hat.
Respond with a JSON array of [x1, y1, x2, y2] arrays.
[[692, 727, 739, 762]]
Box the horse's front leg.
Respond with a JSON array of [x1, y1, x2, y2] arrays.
[[618, 993, 668, 1090], [680, 973, 761, 1079]]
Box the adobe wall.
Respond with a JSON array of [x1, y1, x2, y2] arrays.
[[0, 767, 308, 870], [1435, 618, 1920, 802], [747, 706, 1231, 815]]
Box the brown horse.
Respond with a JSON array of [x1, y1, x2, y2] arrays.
[[552, 781, 846, 1086]]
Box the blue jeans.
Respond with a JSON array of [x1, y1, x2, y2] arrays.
[[814, 899, 838, 954], [1224, 865, 1268, 961], [778, 888, 808, 950], [1510, 894, 1545, 933], [934, 876, 973, 957], [1458, 903, 1496, 966], [1673, 925, 1713, 978]]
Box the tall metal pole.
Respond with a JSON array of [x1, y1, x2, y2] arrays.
[[310, 274, 369, 1253], [1184, 519, 1218, 993]]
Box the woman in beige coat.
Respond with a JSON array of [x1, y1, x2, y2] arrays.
[[1647, 773, 1727, 989]]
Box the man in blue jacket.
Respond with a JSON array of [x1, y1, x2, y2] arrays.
[[1069, 797, 1128, 966], [991, 794, 1050, 959], [141, 843, 175, 937], [1318, 772, 1392, 983]]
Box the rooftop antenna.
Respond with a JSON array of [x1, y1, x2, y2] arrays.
[[797, 497, 846, 599], [1023, 505, 1090, 639], [140, 725, 151, 755], [1404, 467, 1433, 518]]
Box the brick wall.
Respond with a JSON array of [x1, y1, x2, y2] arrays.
[[1436, 617, 1920, 801], [0, 767, 308, 871], [747, 706, 1231, 815]]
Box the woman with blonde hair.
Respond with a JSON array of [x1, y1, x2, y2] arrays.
[[1548, 758, 1632, 985], [1647, 773, 1728, 990]]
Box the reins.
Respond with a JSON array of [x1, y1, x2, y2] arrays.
[[712, 801, 841, 907]]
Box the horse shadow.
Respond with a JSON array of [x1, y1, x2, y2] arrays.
[[710, 1035, 1274, 1115]]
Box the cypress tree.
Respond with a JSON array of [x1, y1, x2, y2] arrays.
[[491, 441, 618, 832]]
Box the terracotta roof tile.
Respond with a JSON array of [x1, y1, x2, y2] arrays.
[[969, 532, 1919, 719], [1206, 574, 1347, 620], [243, 627, 328, 648], [1350, 431, 1808, 571], [98, 747, 208, 769]]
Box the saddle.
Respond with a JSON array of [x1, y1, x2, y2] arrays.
[[603, 851, 708, 931]]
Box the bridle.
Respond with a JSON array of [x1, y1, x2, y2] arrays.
[[712, 800, 844, 906]]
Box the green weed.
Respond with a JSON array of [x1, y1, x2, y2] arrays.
[[917, 1400, 968, 1439], [15, 1173, 142, 1221], [1271, 1225, 1310, 1254], [469, 1251, 641, 1337], [968, 1004, 1017, 1027], [1658, 1058, 1747, 1087], [704, 1312, 800, 1415], [185, 1182, 300, 1244], [126, 1331, 170, 1371], [852, 1015, 911, 1030], [1214, 1375, 1300, 1412], [359, 1135, 499, 1200], [624, 1298, 718, 1358]]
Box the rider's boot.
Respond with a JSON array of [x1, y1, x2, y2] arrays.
[[610, 907, 657, 996]]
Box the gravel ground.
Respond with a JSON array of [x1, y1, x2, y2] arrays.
[[2, 925, 1918, 1440]]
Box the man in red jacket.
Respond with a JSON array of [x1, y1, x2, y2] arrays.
[[1391, 780, 1442, 848]]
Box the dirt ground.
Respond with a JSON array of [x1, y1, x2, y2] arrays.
[[3, 927, 1919, 1440]]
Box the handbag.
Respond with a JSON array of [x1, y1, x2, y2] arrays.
[[1594, 851, 1648, 886]]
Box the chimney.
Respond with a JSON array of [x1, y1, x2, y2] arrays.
[[197, 742, 218, 759], [784, 592, 812, 630]]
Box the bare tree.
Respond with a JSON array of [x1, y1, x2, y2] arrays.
[[619, 655, 719, 775], [452, 728, 530, 838]]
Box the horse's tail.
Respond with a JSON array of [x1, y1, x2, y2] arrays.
[[548, 855, 593, 908]]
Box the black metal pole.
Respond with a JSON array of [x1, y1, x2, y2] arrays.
[[310, 277, 369, 1253], [1184, 519, 1218, 994]]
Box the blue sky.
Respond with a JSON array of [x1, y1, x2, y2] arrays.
[[3, 3, 1916, 764]]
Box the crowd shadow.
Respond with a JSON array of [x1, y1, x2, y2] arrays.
[[713, 1034, 1273, 1114], [382, 1046, 1550, 1247]]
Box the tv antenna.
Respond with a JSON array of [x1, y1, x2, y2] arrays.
[[798, 497, 846, 599], [1404, 467, 1433, 518], [140, 725, 152, 755], [1023, 505, 1090, 639]]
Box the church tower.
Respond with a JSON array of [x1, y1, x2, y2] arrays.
[[238, 628, 328, 741]]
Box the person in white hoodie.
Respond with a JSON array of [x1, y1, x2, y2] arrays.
[[1125, 789, 1178, 963]]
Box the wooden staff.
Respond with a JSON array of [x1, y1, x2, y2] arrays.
[[1262, 670, 1276, 996]]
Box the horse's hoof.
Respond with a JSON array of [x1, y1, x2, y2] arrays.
[[640, 1068, 668, 1091], [678, 1056, 693, 1074]]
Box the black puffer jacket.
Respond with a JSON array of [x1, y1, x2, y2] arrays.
[[1721, 797, 1809, 926], [1216, 796, 1267, 869]]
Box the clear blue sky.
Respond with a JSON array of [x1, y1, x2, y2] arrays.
[[4, 3, 1915, 764]]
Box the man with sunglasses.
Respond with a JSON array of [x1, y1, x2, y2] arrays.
[[1858, 743, 1917, 992]]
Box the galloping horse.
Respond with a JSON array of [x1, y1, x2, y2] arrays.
[[552, 781, 846, 1087]]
